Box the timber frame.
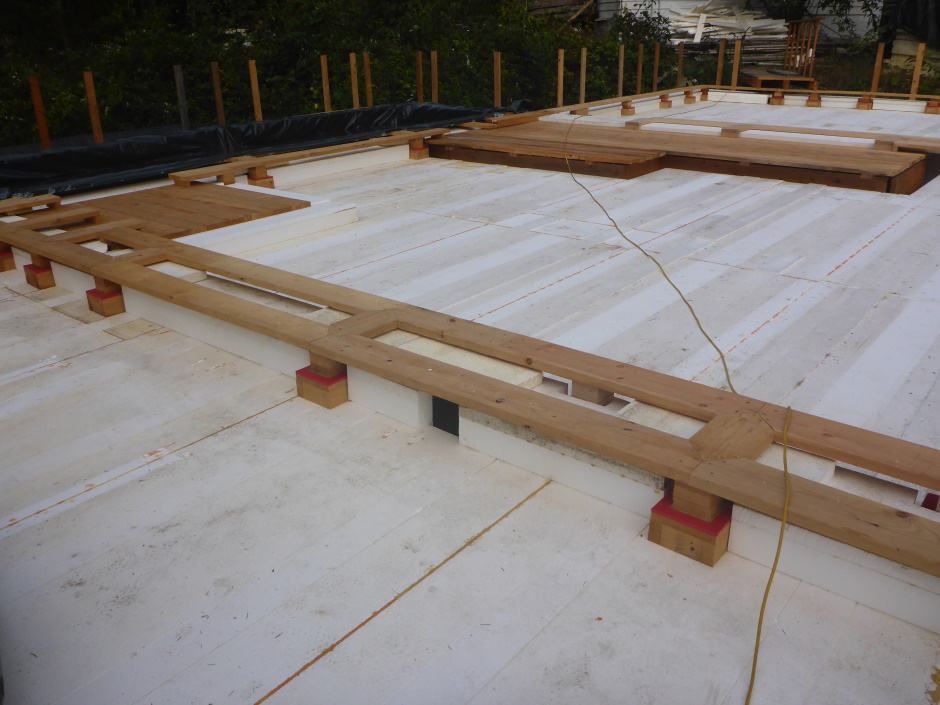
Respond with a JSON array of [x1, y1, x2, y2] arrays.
[[3, 86, 940, 578], [3, 189, 939, 580]]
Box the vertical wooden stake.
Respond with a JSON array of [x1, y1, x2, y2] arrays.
[[28, 75, 52, 150], [416, 50, 424, 103], [320, 55, 332, 112], [676, 41, 685, 88], [493, 51, 502, 107], [431, 50, 439, 103], [910, 42, 925, 99], [731, 40, 742, 88], [652, 42, 660, 92], [617, 44, 624, 97], [210, 61, 226, 125], [870, 42, 884, 94], [636, 44, 644, 94], [557, 48, 564, 107], [349, 53, 360, 109], [579, 46, 587, 104], [248, 60, 263, 122], [173, 65, 190, 131], [716, 39, 726, 86], [82, 70, 104, 143], [363, 52, 373, 107]]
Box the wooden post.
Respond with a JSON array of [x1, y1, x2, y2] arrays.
[[82, 70, 104, 144], [363, 52, 373, 107], [28, 75, 52, 150], [870, 42, 884, 94], [557, 48, 564, 107], [910, 42, 925, 99], [731, 40, 742, 88], [210, 61, 226, 125], [248, 60, 263, 122], [431, 50, 439, 103], [636, 44, 644, 94], [173, 65, 190, 131], [416, 50, 424, 103], [716, 39, 726, 86], [652, 42, 660, 92], [579, 46, 587, 104], [676, 41, 685, 88], [617, 44, 624, 97], [320, 55, 332, 112], [494, 51, 502, 107], [349, 53, 360, 109]]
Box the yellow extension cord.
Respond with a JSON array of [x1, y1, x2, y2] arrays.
[[560, 115, 792, 705]]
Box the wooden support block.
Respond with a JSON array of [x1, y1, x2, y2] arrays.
[[806, 92, 821, 107], [570, 380, 614, 406], [648, 492, 731, 567], [24, 264, 55, 289], [309, 352, 346, 379], [247, 165, 274, 188], [926, 99, 940, 115], [569, 108, 589, 116], [690, 410, 775, 461], [658, 96, 672, 109], [857, 95, 874, 110], [720, 127, 743, 138], [93, 275, 121, 295], [624, 121, 641, 130], [296, 367, 348, 409], [86, 287, 126, 317], [672, 481, 724, 521], [873, 140, 895, 151], [620, 100, 635, 117], [0, 246, 15, 272], [700, 87, 709, 101], [769, 90, 785, 106], [683, 90, 696, 105], [409, 137, 430, 160]]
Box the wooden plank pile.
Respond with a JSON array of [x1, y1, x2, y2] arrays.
[[626, 0, 787, 42]]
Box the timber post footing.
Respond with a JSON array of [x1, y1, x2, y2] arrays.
[[0, 247, 14, 272], [659, 97, 673, 109], [24, 264, 55, 289], [648, 492, 732, 567], [296, 367, 348, 409], [926, 99, 940, 115], [857, 95, 874, 110], [806, 92, 821, 107], [769, 90, 785, 106], [86, 276, 125, 317], [683, 90, 696, 105]]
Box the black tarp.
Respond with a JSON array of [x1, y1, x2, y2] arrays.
[[0, 101, 529, 199]]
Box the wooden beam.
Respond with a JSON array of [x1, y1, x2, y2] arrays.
[[82, 70, 104, 144], [579, 46, 587, 104], [349, 53, 360, 109], [676, 41, 685, 88], [731, 40, 742, 88], [210, 61, 226, 125], [320, 55, 332, 113], [636, 44, 644, 94], [494, 51, 502, 107], [248, 60, 263, 122], [173, 65, 190, 131], [431, 50, 439, 103], [416, 50, 424, 103], [716, 40, 726, 86], [617, 44, 624, 97], [363, 52, 373, 108], [870, 42, 884, 94], [557, 48, 565, 107], [27, 75, 52, 150], [910, 42, 925, 99], [652, 42, 660, 92]]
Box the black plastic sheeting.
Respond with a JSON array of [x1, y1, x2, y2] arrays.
[[0, 101, 534, 200]]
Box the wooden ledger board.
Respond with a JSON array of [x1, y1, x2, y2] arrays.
[[429, 121, 926, 194]]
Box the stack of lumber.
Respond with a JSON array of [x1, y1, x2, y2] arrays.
[[626, 0, 787, 41]]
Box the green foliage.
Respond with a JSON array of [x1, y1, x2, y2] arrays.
[[0, 0, 683, 148]]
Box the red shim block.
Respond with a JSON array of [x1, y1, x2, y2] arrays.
[[651, 492, 732, 537]]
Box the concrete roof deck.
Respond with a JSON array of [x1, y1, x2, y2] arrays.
[[2, 99, 940, 704]]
